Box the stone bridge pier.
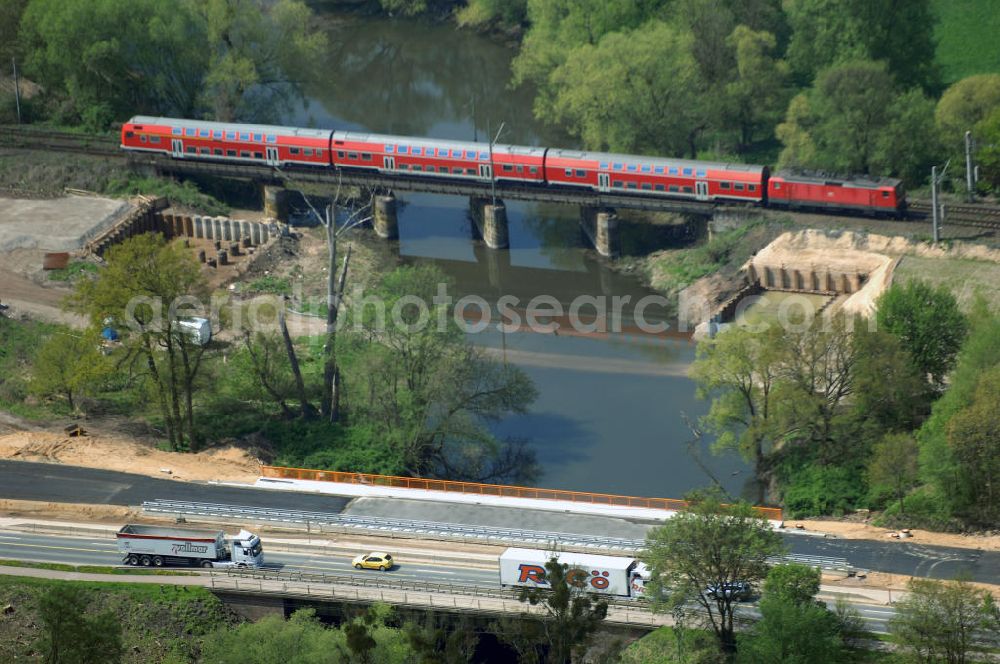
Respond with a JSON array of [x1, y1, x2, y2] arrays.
[[469, 196, 509, 249], [261, 185, 289, 222], [373, 194, 399, 239], [580, 206, 620, 258]]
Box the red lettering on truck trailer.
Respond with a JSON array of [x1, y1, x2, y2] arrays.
[[518, 564, 547, 584]]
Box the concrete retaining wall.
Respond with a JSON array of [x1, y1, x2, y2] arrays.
[[93, 208, 279, 256]]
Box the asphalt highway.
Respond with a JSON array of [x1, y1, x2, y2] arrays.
[[0, 529, 896, 634], [0, 460, 997, 584]]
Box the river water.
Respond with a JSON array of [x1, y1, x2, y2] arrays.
[[282, 12, 750, 499]]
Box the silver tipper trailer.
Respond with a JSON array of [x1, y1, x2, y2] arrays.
[[116, 524, 263, 569]]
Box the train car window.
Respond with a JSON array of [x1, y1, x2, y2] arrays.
[[290, 148, 300, 155], [413, 165, 423, 171], [253, 134, 263, 142], [267, 135, 277, 143], [565, 169, 573, 177], [186, 146, 197, 153], [466, 168, 476, 175], [669, 167, 679, 175], [503, 165, 514, 172], [627, 182, 638, 189], [464, 150, 475, 159], [337, 151, 345, 158], [627, 165, 637, 172], [172, 128, 182, 136], [735, 183, 744, 191], [240, 132, 250, 141], [199, 129, 210, 138], [642, 183, 652, 190], [426, 165, 436, 172], [125, 131, 135, 138], [529, 167, 538, 174], [254, 152, 263, 159], [227, 150, 236, 157], [773, 182, 781, 189], [226, 131, 236, 140], [305, 148, 314, 156], [720, 182, 731, 190], [641, 165, 651, 173], [213, 148, 223, 155], [150, 136, 161, 143], [517, 166, 523, 172], [348, 152, 358, 159], [748, 185, 756, 191], [398, 164, 408, 170], [186, 128, 196, 137], [683, 168, 693, 176], [613, 163, 623, 171], [140, 135, 147, 143], [613, 181, 623, 187], [654, 166, 664, 174], [575, 169, 586, 177], [655, 184, 665, 191], [696, 169, 706, 177], [240, 151, 250, 157], [413, 147, 423, 156], [398, 146, 409, 154], [213, 130, 223, 139], [669, 185, 679, 192], [683, 186, 693, 193], [362, 153, 371, 160], [453, 167, 463, 174], [599, 162, 609, 169], [882, 191, 890, 198], [315, 149, 323, 157], [475, 152, 484, 160], [385, 145, 395, 153]]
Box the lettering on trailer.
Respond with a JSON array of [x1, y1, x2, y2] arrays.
[[516, 564, 611, 590], [171, 542, 210, 555]]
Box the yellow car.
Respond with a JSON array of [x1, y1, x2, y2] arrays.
[[352, 552, 393, 571]]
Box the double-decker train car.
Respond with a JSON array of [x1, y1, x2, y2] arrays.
[[545, 149, 767, 203], [120, 116, 906, 217], [767, 171, 905, 217]]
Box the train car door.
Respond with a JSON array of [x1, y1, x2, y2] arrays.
[[598, 172, 610, 192], [265, 147, 279, 166], [478, 164, 492, 180], [696, 181, 709, 200], [383, 156, 395, 171], [171, 139, 184, 158]]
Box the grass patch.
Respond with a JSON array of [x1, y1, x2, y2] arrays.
[[933, 0, 1000, 83], [45, 260, 99, 282], [0, 559, 194, 576], [247, 275, 293, 296], [893, 255, 1000, 313]]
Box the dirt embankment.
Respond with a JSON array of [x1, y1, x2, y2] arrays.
[[0, 431, 261, 483], [790, 519, 1000, 553]]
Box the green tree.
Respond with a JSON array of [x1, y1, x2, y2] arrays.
[[868, 432, 920, 515], [643, 495, 785, 654], [405, 614, 479, 664], [891, 577, 998, 664], [495, 556, 610, 664], [783, 0, 938, 90], [0, 0, 28, 63], [724, 25, 791, 152], [619, 626, 726, 664], [946, 365, 1000, 526], [935, 74, 1000, 150], [849, 326, 930, 435], [30, 329, 109, 411], [738, 564, 846, 663], [876, 280, 967, 388], [974, 106, 1000, 192], [777, 60, 937, 180], [544, 21, 702, 156], [35, 585, 123, 664], [69, 234, 210, 450]]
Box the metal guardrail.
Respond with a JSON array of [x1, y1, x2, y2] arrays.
[[142, 500, 851, 571]]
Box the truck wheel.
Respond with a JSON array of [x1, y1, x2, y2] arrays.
[[153, 556, 163, 567], [140, 556, 152, 567], [355, 563, 362, 570], [201, 561, 213, 568], [127, 554, 139, 566]]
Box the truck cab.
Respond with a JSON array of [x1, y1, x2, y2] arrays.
[[229, 529, 264, 567]]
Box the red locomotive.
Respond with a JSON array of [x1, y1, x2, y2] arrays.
[[121, 116, 906, 217]]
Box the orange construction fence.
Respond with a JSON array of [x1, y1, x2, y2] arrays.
[[261, 466, 783, 521]]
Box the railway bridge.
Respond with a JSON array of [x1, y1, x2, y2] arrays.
[[128, 152, 737, 257]]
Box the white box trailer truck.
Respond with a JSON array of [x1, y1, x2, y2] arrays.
[[499, 548, 649, 599], [117, 524, 263, 569]]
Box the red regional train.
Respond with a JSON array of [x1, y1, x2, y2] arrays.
[[121, 116, 906, 217]]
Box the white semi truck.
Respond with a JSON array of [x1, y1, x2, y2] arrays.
[[499, 548, 649, 599], [117, 524, 264, 569]]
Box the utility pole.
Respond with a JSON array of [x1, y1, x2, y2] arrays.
[[931, 165, 939, 244], [487, 120, 505, 208], [12, 58, 22, 124], [965, 130, 975, 202]]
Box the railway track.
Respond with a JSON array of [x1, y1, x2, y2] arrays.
[[0, 125, 122, 158], [907, 200, 1000, 231]]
